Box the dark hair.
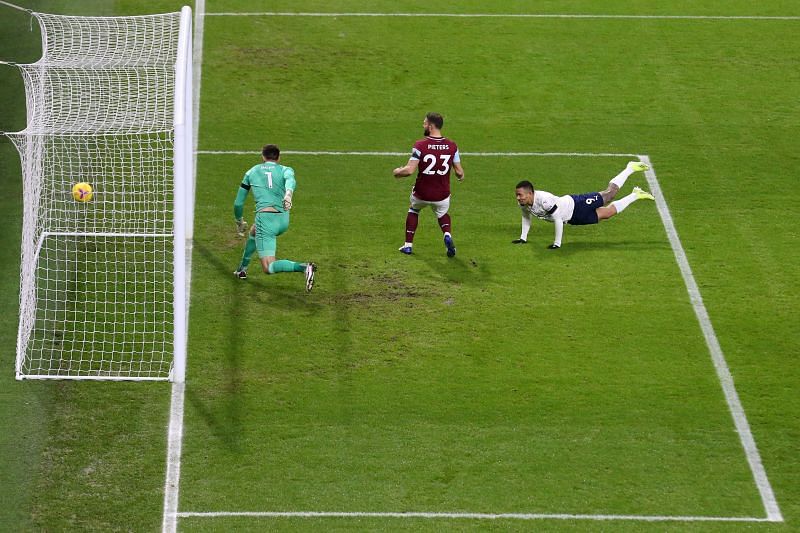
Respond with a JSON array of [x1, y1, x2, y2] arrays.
[[515, 180, 534, 192], [262, 144, 280, 160], [425, 112, 444, 129]]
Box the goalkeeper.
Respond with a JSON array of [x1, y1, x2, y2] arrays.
[[233, 144, 316, 292]]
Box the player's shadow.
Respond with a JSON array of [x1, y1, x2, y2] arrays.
[[186, 240, 323, 453], [415, 251, 492, 286], [543, 239, 669, 256], [194, 239, 323, 312]]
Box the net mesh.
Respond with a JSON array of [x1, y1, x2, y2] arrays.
[[8, 11, 186, 380], [38, 13, 181, 68], [19, 67, 175, 134], [23, 235, 174, 378]]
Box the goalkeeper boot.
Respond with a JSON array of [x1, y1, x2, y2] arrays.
[[627, 161, 649, 172], [632, 186, 655, 201], [398, 245, 413, 255], [304, 263, 317, 292], [444, 234, 456, 258], [233, 269, 247, 280]]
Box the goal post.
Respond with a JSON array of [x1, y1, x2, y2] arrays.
[[173, 6, 193, 384], [4, 7, 194, 381]]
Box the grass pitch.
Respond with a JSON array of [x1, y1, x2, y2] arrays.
[[2, 1, 800, 531]]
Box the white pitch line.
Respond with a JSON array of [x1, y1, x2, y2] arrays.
[[162, 381, 186, 533], [177, 511, 773, 522], [639, 155, 783, 523], [204, 12, 800, 21], [196, 150, 637, 157]]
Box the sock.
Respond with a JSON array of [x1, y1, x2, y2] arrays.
[[268, 259, 305, 274], [405, 209, 419, 243], [611, 192, 638, 214], [237, 235, 256, 271], [610, 166, 634, 189], [438, 214, 451, 233]]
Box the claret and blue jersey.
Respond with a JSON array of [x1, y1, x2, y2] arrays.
[[409, 136, 460, 202]]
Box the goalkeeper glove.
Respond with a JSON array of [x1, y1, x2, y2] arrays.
[[235, 218, 248, 237], [511, 239, 527, 244], [283, 190, 293, 211]]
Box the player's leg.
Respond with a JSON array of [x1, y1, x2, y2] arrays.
[[258, 212, 316, 291], [261, 212, 302, 273], [597, 187, 654, 221], [259, 255, 277, 273], [400, 207, 420, 254], [434, 197, 456, 257], [400, 194, 424, 254], [252, 212, 293, 272], [234, 224, 257, 279], [600, 161, 650, 204], [266, 257, 317, 293], [599, 184, 619, 205]]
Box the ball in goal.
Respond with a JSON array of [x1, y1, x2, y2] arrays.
[[71, 182, 93, 202]]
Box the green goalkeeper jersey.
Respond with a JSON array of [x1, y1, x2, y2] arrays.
[[234, 161, 296, 217]]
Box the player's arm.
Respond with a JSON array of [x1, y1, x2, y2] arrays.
[[233, 178, 250, 236], [283, 168, 296, 210], [453, 161, 464, 182], [537, 195, 563, 248], [393, 158, 419, 178], [513, 209, 530, 244], [550, 218, 564, 249], [453, 150, 464, 182]]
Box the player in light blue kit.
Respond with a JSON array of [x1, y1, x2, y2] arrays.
[[233, 144, 316, 291]]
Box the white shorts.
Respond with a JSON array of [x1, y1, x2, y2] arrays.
[[409, 193, 450, 218]]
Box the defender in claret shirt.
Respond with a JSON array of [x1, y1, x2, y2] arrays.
[[392, 112, 465, 257]]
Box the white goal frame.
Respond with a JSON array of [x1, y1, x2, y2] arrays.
[[4, 6, 194, 382]]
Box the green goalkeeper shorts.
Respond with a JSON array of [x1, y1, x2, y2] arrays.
[[254, 211, 289, 258]]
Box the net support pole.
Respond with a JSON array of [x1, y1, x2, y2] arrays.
[[172, 5, 193, 383]]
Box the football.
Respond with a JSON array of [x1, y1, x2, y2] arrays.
[[71, 182, 93, 202]]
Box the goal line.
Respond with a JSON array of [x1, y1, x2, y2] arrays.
[[177, 511, 774, 522], [203, 12, 800, 21]]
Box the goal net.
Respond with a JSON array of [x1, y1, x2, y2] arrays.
[[5, 7, 194, 381]]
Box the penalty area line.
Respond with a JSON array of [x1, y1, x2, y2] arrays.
[[196, 150, 639, 157], [640, 155, 782, 523], [176, 511, 775, 522], [174, 152, 782, 525], [203, 12, 800, 21]]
